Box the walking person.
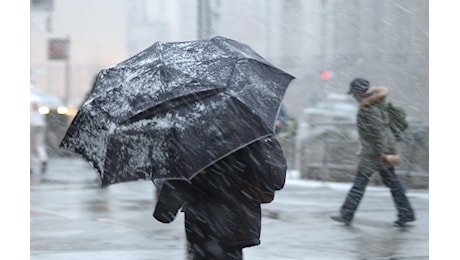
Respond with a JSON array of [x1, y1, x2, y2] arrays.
[[153, 136, 287, 259], [30, 93, 48, 174], [331, 78, 415, 227]]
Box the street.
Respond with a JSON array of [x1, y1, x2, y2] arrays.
[[30, 157, 429, 259]]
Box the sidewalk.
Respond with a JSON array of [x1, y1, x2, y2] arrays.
[[30, 157, 429, 259]]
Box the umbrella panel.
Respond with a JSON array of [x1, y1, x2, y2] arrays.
[[101, 92, 273, 186]]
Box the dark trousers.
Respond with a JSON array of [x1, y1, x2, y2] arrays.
[[340, 167, 415, 222], [188, 239, 243, 260]]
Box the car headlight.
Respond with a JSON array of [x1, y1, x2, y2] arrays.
[[39, 106, 50, 114], [57, 106, 69, 114]]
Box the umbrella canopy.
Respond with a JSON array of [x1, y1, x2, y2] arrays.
[[60, 36, 295, 187]]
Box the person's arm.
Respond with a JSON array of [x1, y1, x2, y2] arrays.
[[244, 136, 287, 193], [261, 137, 288, 191], [153, 180, 187, 223]]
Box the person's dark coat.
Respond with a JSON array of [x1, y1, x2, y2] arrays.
[[153, 136, 287, 251]]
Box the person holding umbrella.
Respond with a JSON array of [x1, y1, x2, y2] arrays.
[[330, 78, 415, 227], [58, 36, 294, 258], [153, 136, 287, 260]]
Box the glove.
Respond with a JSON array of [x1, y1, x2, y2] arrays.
[[153, 180, 186, 223], [380, 154, 401, 166]]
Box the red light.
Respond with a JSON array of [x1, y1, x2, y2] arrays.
[[321, 71, 330, 80]]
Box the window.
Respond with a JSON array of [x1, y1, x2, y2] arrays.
[[31, 0, 53, 11]]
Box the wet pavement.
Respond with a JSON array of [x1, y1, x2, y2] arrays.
[[30, 157, 429, 259]]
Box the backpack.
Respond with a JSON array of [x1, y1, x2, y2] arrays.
[[386, 102, 408, 141]]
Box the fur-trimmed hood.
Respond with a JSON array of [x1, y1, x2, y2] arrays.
[[359, 86, 388, 108]]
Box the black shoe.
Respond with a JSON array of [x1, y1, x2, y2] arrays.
[[331, 215, 351, 225], [393, 217, 415, 227]]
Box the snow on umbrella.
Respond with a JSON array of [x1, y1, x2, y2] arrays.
[[60, 36, 295, 187]]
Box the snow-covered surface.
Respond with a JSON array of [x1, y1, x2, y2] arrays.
[[30, 158, 429, 259]]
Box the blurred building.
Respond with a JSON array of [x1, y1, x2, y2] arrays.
[[30, 0, 428, 122], [194, 0, 428, 124], [30, 0, 197, 108]]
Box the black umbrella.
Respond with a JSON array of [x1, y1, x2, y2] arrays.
[[60, 36, 295, 187]]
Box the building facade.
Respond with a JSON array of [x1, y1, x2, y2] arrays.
[[30, 0, 428, 122]]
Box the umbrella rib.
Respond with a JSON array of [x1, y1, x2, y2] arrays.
[[120, 88, 224, 125]]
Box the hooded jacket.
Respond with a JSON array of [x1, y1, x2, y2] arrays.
[[356, 87, 398, 172]]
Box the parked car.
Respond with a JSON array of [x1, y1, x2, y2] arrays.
[[303, 93, 356, 122], [300, 93, 358, 141]]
